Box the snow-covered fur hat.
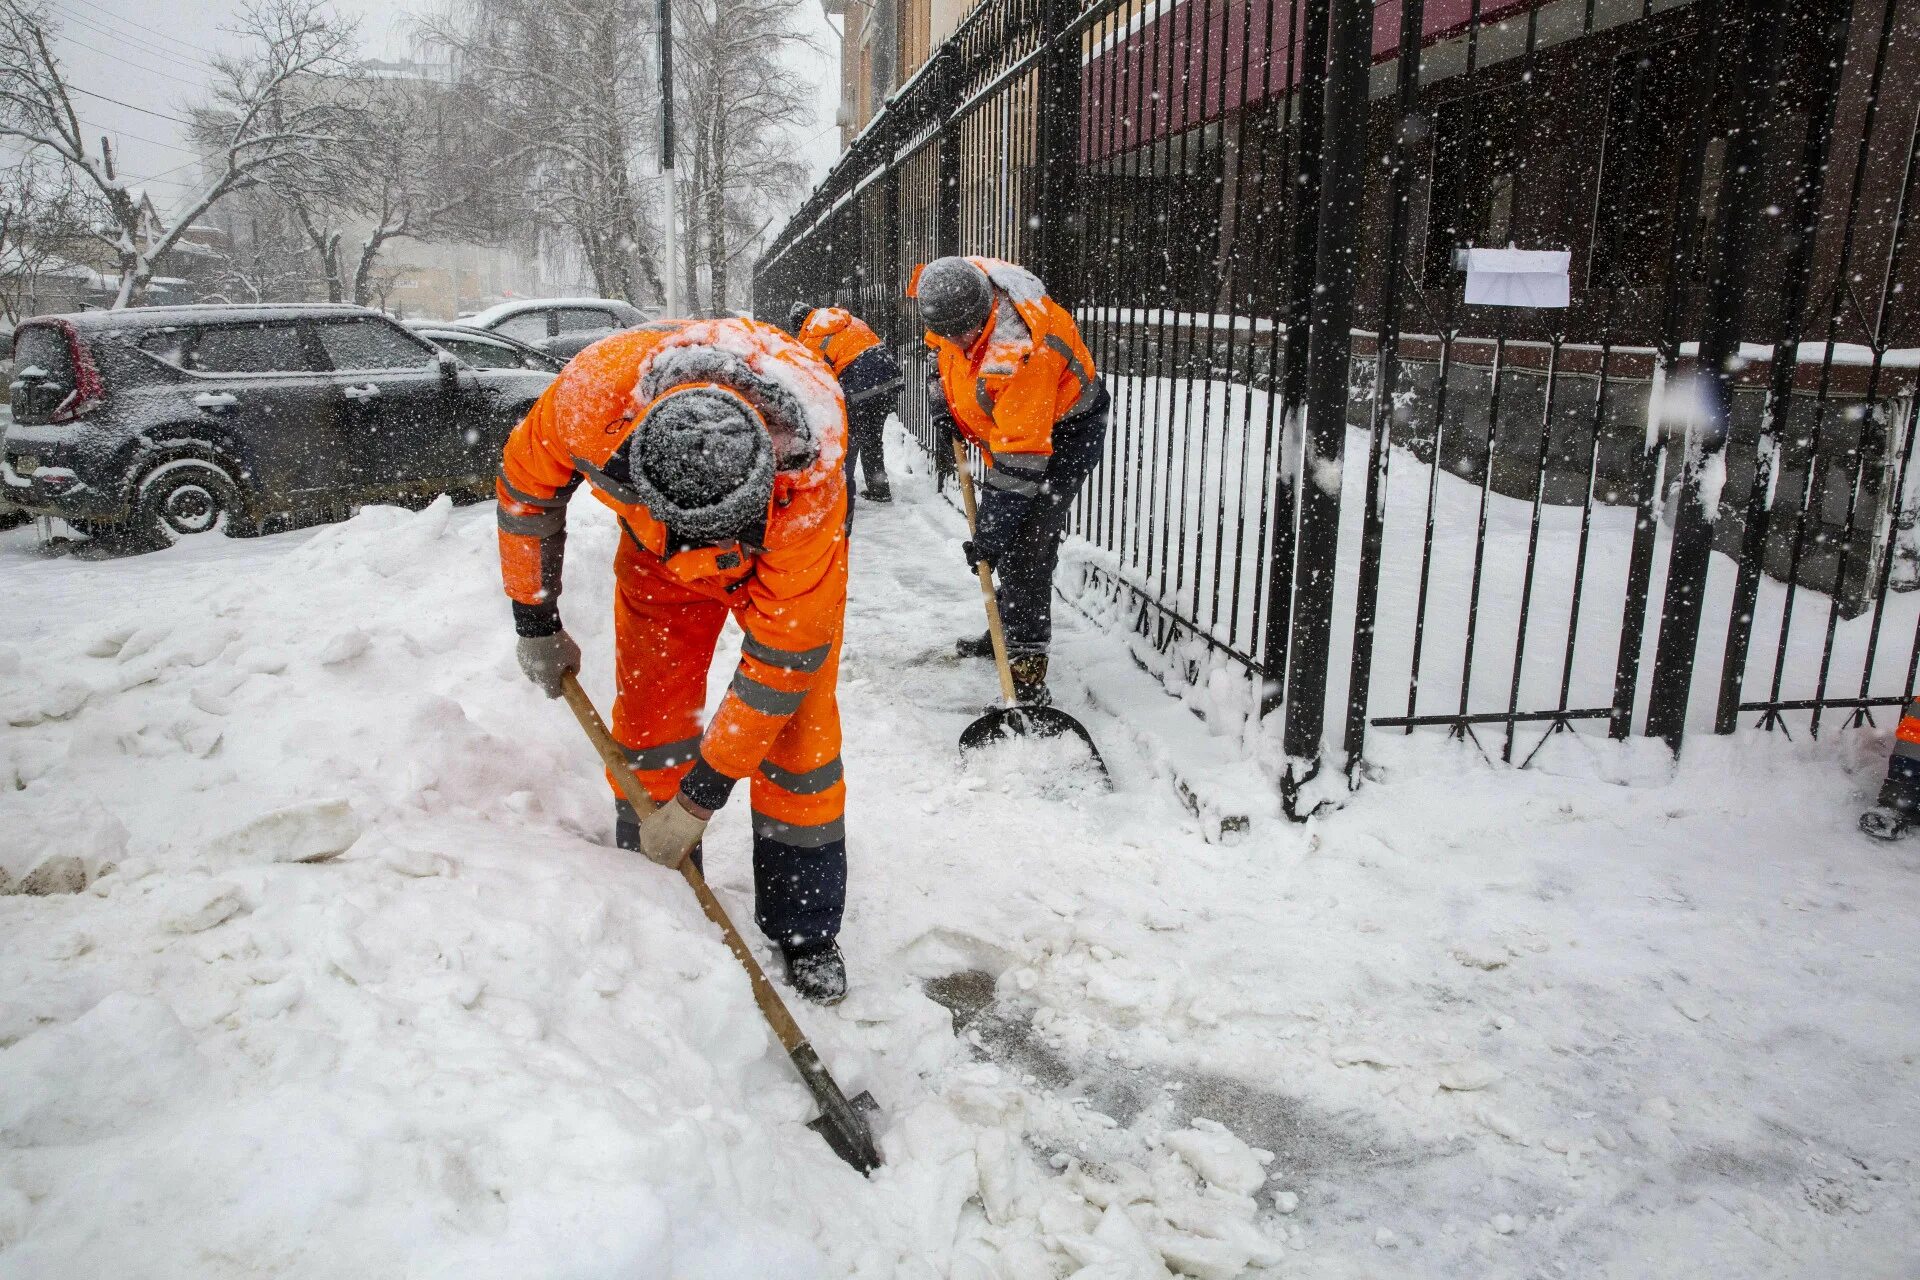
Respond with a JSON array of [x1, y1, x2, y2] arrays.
[[637, 340, 819, 473], [627, 384, 775, 544], [916, 257, 993, 340]]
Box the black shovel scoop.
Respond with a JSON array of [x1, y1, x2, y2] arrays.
[[951, 441, 1106, 777], [561, 675, 883, 1174]]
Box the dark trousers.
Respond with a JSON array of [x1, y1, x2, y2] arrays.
[[847, 401, 890, 493], [996, 405, 1109, 657], [617, 799, 845, 946]]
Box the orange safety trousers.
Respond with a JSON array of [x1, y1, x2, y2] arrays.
[[608, 533, 845, 845]]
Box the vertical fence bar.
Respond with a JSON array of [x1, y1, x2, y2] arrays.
[[1280, 0, 1370, 802], [1713, 0, 1852, 734], [1643, 0, 1800, 748], [1260, 0, 1332, 715], [1037, 0, 1082, 307], [1342, 0, 1425, 770]]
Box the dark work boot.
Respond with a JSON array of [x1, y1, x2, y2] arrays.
[[863, 482, 893, 503], [955, 630, 994, 659], [1009, 654, 1051, 706], [781, 938, 848, 1005], [616, 799, 703, 873], [1860, 806, 1909, 842]]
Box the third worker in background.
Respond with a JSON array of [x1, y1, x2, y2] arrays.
[[790, 303, 902, 510], [911, 256, 1109, 706]]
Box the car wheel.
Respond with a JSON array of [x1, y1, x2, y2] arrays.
[[132, 458, 245, 549]]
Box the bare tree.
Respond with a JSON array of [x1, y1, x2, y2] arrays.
[[423, 0, 666, 306], [672, 0, 813, 313], [0, 0, 361, 307], [0, 153, 101, 323], [200, 183, 326, 303]]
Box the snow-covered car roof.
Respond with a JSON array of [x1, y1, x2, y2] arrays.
[[463, 297, 642, 327], [41, 303, 378, 333]]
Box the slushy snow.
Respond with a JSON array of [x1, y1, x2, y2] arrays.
[[1, 422, 1916, 1276]]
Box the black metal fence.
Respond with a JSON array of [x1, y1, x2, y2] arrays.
[[756, 0, 1920, 812]]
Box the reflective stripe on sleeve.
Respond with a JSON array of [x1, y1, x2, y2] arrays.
[[742, 632, 833, 673], [498, 507, 566, 537], [974, 378, 996, 420], [758, 756, 844, 794], [730, 671, 807, 716], [1044, 333, 1092, 387], [752, 812, 847, 848]]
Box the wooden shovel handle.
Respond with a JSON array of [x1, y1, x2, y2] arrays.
[[951, 439, 1020, 709], [560, 673, 809, 1055]]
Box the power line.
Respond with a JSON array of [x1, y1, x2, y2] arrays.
[[55, 27, 211, 89], [61, 0, 219, 63], [78, 115, 198, 155], [66, 84, 194, 126]]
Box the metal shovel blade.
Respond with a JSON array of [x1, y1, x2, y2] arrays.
[[959, 704, 1107, 777], [791, 1041, 884, 1174]]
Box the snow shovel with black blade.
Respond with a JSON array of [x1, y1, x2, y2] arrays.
[[559, 673, 883, 1176], [951, 440, 1106, 775]]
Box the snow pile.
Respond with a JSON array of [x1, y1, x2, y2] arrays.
[[2, 449, 1918, 1277]]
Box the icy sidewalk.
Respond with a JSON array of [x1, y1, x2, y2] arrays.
[[1, 448, 1917, 1277]]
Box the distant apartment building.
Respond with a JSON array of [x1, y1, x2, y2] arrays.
[[830, 0, 976, 147]]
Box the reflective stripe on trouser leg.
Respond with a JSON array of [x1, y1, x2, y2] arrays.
[[995, 408, 1109, 657], [611, 544, 731, 803], [749, 634, 845, 945], [1879, 699, 1920, 813]]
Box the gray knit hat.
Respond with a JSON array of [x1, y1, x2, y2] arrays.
[[915, 257, 992, 341], [627, 385, 775, 543]]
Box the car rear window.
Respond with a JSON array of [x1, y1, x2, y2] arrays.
[[437, 335, 524, 370], [13, 325, 75, 385], [140, 323, 314, 374], [554, 308, 616, 333], [492, 312, 549, 343], [314, 319, 436, 371]]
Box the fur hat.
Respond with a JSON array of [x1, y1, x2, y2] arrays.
[[627, 384, 775, 543], [915, 257, 992, 341]]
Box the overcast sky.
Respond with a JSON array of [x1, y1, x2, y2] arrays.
[[37, 0, 843, 223]]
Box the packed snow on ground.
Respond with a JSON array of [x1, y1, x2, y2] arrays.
[[1, 426, 1917, 1278]]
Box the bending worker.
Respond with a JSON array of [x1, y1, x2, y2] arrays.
[[789, 302, 901, 507], [496, 317, 854, 1005], [911, 256, 1109, 705]]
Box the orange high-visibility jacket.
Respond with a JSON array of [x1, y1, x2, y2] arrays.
[[496, 317, 849, 784], [797, 307, 882, 375], [916, 257, 1101, 464]]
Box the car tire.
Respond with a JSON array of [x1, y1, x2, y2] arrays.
[[130, 457, 247, 550]]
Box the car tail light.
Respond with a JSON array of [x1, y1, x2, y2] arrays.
[[45, 318, 104, 423]]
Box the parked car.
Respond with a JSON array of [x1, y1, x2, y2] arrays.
[[3, 303, 555, 550], [459, 297, 650, 360], [406, 322, 567, 374]]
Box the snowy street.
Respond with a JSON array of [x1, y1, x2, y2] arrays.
[[2, 432, 1918, 1277]]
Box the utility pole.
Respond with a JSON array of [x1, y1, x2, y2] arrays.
[[658, 0, 680, 316]]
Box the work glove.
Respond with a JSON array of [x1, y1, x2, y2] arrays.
[[516, 629, 581, 699], [636, 794, 710, 868], [963, 539, 990, 573]]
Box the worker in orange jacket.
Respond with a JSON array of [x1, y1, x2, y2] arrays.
[[496, 317, 854, 1003], [789, 304, 901, 507], [1861, 696, 1920, 840], [911, 256, 1109, 705]]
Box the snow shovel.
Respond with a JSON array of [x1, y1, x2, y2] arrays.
[[950, 440, 1106, 774], [558, 673, 883, 1176]]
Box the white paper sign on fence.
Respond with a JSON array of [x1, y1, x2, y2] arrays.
[[1463, 247, 1571, 308]]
